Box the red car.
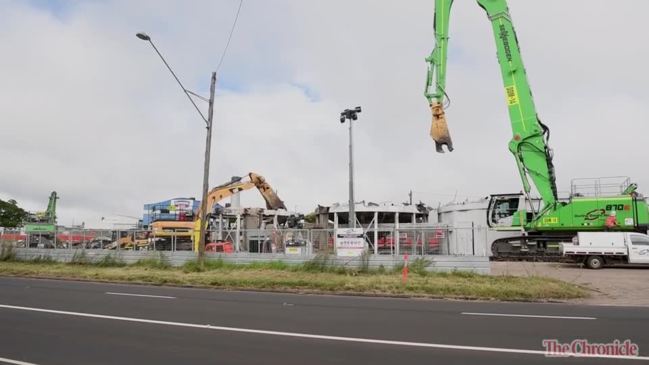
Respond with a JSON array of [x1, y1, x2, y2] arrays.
[[206, 241, 234, 253]]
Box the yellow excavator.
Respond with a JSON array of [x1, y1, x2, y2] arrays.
[[146, 172, 286, 250], [192, 172, 287, 250], [199, 172, 286, 217], [150, 172, 285, 251]]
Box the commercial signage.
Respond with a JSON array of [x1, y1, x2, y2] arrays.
[[24, 224, 55, 233], [286, 246, 303, 255], [335, 228, 365, 257], [169, 199, 194, 212]]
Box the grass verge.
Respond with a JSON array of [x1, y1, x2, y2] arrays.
[[0, 259, 588, 301]]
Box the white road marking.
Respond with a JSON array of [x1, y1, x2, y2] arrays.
[[461, 312, 596, 320], [0, 356, 40, 365], [105, 292, 176, 299], [0, 304, 645, 361]]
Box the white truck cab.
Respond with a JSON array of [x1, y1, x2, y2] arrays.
[[561, 232, 649, 269]]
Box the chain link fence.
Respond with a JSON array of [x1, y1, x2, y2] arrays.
[[1, 225, 490, 256]]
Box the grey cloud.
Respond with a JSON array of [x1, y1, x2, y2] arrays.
[[1, 0, 647, 225]]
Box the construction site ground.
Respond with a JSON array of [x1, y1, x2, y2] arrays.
[[491, 261, 649, 307]]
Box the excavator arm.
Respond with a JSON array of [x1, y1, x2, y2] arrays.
[[425, 0, 453, 153], [196, 172, 286, 218], [33, 191, 58, 223], [248, 173, 287, 211], [197, 179, 256, 218], [193, 172, 286, 249], [45, 192, 58, 223], [427, 0, 558, 212]]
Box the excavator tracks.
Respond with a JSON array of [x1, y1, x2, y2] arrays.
[[490, 235, 575, 262]]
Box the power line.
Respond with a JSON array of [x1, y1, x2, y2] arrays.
[[215, 0, 244, 74]]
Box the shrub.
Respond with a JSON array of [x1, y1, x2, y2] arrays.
[[358, 250, 370, 274], [246, 260, 290, 271], [410, 258, 432, 277], [70, 250, 89, 265], [301, 253, 331, 272], [135, 253, 171, 269], [30, 255, 55, 264], [0, 243, 15, 262], [95, 254, 126, 267], [183, 257, 231, 272]]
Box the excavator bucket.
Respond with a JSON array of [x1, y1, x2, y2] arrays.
[[429, 102, 453, 153], [248, 173, 287, 210]]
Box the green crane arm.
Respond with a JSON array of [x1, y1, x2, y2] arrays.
[[424, 0, 451, 107], [46, 191, 58, 224], [424, 0, 454, 153], [426, 0, 558, 209]]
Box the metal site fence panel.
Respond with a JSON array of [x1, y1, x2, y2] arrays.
[[446, 225, 490, 256], [18, 229, 162, 251], [245, 229, 312, 255], [58, 229, 114, 250], [212, 229, 315, 255], [114, 230, 158, 251], [0, 228, 25, 248], [394, 228, 446, 256], [309, 229, 335, 255], [72, 229, 200, 252], [373, 228, 401, 255], [150, 229, 192, 252], [386, 226, 491, 256], [218, 229, 239, 252], [7, 226, 491, 256], [22, 231, 59, 249]]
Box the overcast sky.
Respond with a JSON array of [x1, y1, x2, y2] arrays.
[[1, 0, 648, 227]]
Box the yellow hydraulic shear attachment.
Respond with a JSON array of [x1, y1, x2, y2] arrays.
[[429, 101, 453, 153]]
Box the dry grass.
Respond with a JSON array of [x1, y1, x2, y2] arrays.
[[0, 260, 588, 301]]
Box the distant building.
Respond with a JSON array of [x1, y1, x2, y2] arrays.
[[438, 198, 517, 256], [312, 201, 435, 228], [310, 201, 445, 255], [142, 198, 200, 227]]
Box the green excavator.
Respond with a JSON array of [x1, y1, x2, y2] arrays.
[[25, 191, 58, 235], [425, 0, 649, 258]]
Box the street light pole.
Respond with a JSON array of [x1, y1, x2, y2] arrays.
[[348, 114, 355, 228], [136, 32, 215, 264], [340, 107, 362, 228]]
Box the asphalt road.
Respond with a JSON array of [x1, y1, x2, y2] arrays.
[[0, 277, 647, 364]]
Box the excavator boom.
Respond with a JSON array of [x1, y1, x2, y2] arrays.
[[200, 179, 256, 217], [424, 0, 453, 153], [248, 173, 286, 211], [427, 0, 558, 209], [428, 1, 649, 259], [191, 172, 286, 251], [45, 191, 58, 223], [196, 172, 286, 218]]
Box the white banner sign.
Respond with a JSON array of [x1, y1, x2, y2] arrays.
[[335, 228, 365, 257], [170, 199, 194, 211]]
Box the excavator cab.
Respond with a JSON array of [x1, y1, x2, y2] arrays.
[[487, 194, 525, 229], [487, 194, 544, 229]]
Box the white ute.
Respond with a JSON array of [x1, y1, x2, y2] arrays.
[[561, 232, 649, 269]]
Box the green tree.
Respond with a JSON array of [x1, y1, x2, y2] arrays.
[[304, 213, 316, 224], [0, 199, 27, 228]]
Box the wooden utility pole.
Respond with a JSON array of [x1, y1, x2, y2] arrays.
[[197, 72, 217, 265]]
